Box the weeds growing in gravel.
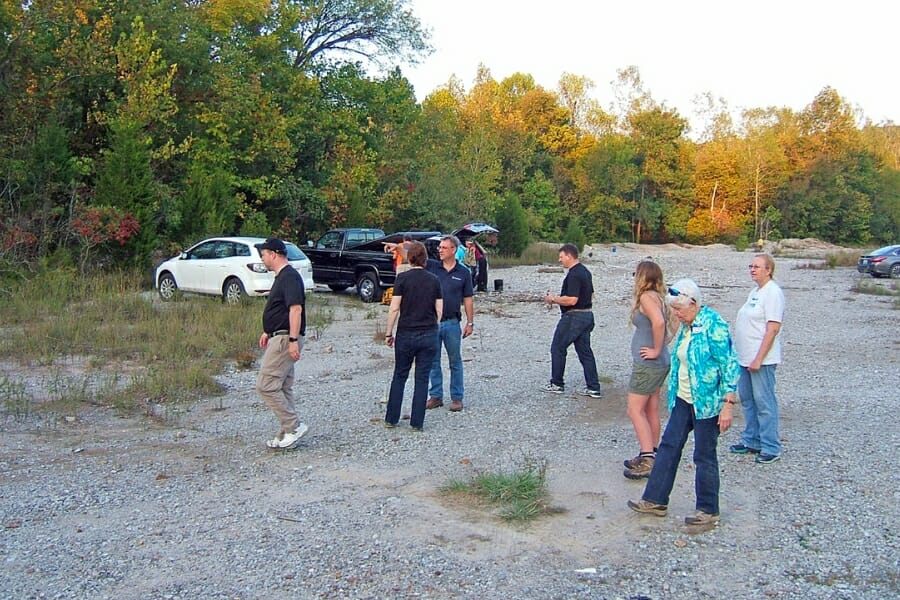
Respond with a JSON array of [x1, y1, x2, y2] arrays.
[[489, 242, 562, 268], [441, 456, 554, 522], [852, 280, 900, 300], [0, 268, 259, 416]]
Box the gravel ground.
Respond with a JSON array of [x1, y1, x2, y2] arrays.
[[1, 243, 898, 599]]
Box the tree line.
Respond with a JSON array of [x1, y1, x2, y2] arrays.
[[2, 0, 898, 274]]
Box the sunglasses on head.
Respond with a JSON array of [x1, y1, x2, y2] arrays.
[[667, 287, 696, 304]]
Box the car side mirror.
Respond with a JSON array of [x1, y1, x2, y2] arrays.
[[307, 240, 313, 247], [180, 252, 188, 259]]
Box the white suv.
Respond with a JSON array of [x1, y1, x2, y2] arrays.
[[155, 237, 315, 303]]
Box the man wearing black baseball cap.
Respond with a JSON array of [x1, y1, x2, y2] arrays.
[[255, 237, 308, 449]]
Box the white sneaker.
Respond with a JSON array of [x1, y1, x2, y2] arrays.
[[266, 423, 309, 449]]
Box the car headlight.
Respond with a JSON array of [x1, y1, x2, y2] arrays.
[[247, 263, 268, 274]]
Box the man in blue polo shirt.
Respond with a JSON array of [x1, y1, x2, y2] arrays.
[[425, 235, 474, 412]]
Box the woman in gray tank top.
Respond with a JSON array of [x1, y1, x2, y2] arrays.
[[623, 261, 672, 480]]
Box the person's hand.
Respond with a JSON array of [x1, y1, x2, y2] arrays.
[[544, 293, 554, 305], [463, 323, 473, 338], [259, 333, 268, 349], [385, 334, 394, 348], [719, 398, 735, 433], [289, 341, 300, 360], [639, 346, 659, 360], [749, 359, 762, 372]]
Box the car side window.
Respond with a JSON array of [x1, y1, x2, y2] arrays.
[[213, 242, 235, 259], [235, 243, 251, 257], [318, 232, 342, 249], [188, 242, 217, 259]]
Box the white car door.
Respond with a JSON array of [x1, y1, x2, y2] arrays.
[[178, 240, 218, 294]]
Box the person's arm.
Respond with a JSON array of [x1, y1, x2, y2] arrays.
[[638, 292, 665, 360], [434, 298, 443, 323], [749, 321, 782, 371], [545, 293, 578, 307], [384, 295, 402, 347], [288, 304, 302, 360], [462, 296, 474, 338]]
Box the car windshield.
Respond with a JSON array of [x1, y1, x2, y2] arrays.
[[285, 243, 308, 261]]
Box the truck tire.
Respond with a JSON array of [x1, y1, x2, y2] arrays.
[[356, 272, 380, 303]]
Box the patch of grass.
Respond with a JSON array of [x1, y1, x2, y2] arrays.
[[852, 280, 900, 297], [0, 375, 32, 421], [0, 268, 258, 417], [488, 242, 561, 268], [825, 251, 859, 268], [306, 294, 335, 340], [440, 456, 553, 522]]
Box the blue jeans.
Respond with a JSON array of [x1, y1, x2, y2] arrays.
[[550, 311, 600, 391], [643, 397, 721, 515], [385, 330, 438, 429], [429, 319, 464, 400], [738, 365, 781, 456]]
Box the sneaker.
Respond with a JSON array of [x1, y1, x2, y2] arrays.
[[577, 387, 603, 399], [266, 423, 308, 449], [383, 420, 397, 429], [623, 456, 654, 479], [729, 443, 761, 455], [541, 382, 564, 394], [755, 453, 781, 464], [409, 425, 424, 433], [684, 511, 720, 526], [627, 499, 667, 517], [449, 399, 463, 412], [425, 397, 444, 410], [624, 451, 656, 469]]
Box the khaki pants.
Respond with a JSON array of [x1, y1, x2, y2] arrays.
[[256, 335, 303, 433]]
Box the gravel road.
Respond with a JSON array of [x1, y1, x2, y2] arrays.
[[1, 243, 898, 599]]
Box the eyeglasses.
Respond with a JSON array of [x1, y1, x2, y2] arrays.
[[667, 287, 696, 304]]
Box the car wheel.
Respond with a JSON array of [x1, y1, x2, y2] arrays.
[[890, 264, 900, 279], [356, 272, 380, 303], [223, 278, 246, 304], [328, 284, 350, 292], [158, 273, 178, 301]]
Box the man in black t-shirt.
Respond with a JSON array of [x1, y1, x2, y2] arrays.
[[254, 238, 308, 449], [542, 243, 602, 398]]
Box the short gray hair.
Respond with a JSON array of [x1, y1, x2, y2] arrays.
[[441, 235, 460, 249], [666, 278, 702, 307]]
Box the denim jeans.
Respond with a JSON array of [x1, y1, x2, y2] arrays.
[[643, 397, 721, 515], [550, 311, 600, 391], [385, 329, 438, 429], [429, 319, 464, 400], [738, 365, 781, 456]]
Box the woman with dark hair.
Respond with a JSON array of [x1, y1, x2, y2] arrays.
[[383, 242, 443, 431], [623, 261, 671, 479], [628, 278, 740, 526]]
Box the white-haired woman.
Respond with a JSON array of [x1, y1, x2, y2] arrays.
[[628, 279, 740, 526]]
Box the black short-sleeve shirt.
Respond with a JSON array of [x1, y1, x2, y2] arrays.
[[394, 268, 442, 333], [262, 264, 306, 335], [559, 262, 593, 313]]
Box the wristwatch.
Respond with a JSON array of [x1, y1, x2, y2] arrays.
[[289, 337, 298, 342]]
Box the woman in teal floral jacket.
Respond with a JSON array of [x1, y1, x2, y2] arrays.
[[628, 278, 740, 526]]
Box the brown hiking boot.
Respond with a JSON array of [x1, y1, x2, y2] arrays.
[[684, 511, 720, 526], [623, 456, 654, 480], [425, 397, 443, 410], [449, 399, 463, 412], [627, 498, 667, 517]]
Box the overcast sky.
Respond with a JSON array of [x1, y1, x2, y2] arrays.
[[401, 0, 897, 129]]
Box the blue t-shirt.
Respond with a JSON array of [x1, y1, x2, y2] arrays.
[[426, 258, 473, 321]]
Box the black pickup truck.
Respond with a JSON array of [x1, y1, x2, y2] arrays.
[[305, 228, 439, 302]]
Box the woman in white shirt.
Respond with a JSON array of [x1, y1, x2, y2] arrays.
[[731, 254, 786, 464]]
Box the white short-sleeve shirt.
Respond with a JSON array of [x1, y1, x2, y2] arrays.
[[734, 280, 785, 366]]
